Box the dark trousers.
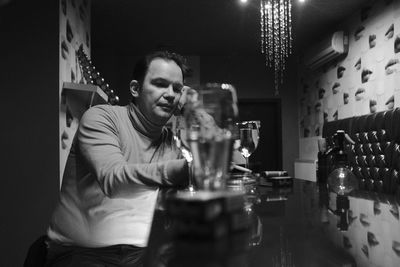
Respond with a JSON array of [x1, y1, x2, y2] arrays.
[[45, 242, 145, 267]]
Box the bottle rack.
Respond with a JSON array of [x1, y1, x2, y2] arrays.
[[76, 45, 119, 105]]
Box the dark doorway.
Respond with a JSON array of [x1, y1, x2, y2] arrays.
[[238, 99, 282, 172]]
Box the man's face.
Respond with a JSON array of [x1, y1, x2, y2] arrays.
[[136, 58, 183, 125]]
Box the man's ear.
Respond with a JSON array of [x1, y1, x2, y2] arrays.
[[130, 80, 140, 98]]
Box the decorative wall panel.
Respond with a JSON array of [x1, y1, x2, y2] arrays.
[[299, 0, 400, 141], [59, 0, 91, 181]]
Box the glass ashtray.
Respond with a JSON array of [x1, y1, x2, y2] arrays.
[[228, 173, 258, 185]]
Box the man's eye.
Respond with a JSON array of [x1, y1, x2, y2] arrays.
[[173, 84, 183, 93], [154, 81, 169, 88]]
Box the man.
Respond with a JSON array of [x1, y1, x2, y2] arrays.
[[45, 51, 190, 266]]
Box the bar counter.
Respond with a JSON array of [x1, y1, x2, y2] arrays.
[[143, 179, 400, 267]]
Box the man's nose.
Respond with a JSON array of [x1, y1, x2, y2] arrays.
[[164, 85, 175, 99]]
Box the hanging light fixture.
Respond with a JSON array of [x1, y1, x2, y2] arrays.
[[260, 0, 293, 95]]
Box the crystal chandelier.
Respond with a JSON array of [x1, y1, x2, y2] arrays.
[[260, 0, 293, 95]]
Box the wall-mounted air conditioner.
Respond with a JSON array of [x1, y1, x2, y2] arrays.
[[305, 31, 349, 70]]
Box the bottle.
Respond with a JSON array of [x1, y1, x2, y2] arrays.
[[327, 130, 357, 231], [327, 130, 358, 196]]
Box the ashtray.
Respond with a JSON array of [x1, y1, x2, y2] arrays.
[[227, 173, 258, 185]]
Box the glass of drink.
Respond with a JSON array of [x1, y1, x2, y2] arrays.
[[172, 115, 195, 192], [236, 121, 261, 183], [184, 83, 238, 191]]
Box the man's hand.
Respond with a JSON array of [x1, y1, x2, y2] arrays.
[[175, 86, 199, 116], [174, 85, 190, 116]]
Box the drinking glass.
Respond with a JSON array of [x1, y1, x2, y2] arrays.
[[172, 115, 195, 192], [184, 83, 238, 191], [246, 204, 263, 247], [236, 121, 261, 183]]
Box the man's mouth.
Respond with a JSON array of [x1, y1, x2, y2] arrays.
[[158, 103, 174, 112]]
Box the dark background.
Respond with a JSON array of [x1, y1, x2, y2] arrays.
[[0, 0, 59, 265]]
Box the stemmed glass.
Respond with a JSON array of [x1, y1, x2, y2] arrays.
[[184, 83, 238, 191], [172, 115, 195, 192], [236, 121, 261, 183]]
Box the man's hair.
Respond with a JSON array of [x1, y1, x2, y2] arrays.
[[131, 50, 189, 86]]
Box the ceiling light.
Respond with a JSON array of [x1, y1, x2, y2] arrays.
[[260, 0, 293, 95]]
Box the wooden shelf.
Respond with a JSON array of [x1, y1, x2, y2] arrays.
[[62, 82, 108, 119], [63, 82, 108, 105]]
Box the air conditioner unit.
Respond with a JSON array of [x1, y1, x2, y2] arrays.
[[305, 31, 348, 70]]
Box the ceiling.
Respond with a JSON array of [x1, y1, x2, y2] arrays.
[[92, 0, 367, 56]]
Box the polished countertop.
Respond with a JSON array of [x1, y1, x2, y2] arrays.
[[143, 179, 400, 267]]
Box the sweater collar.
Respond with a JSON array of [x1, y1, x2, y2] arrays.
[[128, 103, 164, 139]]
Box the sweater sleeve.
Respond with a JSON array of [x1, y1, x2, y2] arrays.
[[77, 106, 188, 197]]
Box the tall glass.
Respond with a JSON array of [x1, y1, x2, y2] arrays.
[[184, 83, 238, 191], [172, 115, 195, 192]]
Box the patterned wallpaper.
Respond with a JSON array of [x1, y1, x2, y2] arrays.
[[59, 0, 91, 180], [327, 192, 400, 267], [299, 0, 400, 139]]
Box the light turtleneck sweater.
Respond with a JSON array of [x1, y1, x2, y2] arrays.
[[47, 103, 187, 247]]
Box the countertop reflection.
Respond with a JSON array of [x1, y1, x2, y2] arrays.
[[143, 179, 400, 267]]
